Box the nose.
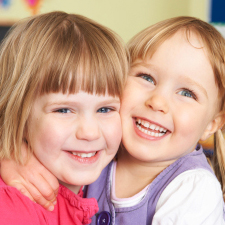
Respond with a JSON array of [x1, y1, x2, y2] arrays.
[[145, 91, 169, 114], [76, 117, 101, 141]]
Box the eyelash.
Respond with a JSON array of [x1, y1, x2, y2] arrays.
[[137, 73, 155, 85], [178, 88, 197, 100], [137, 73, 198, 100], [54, 108, 71, 114], [97, 107, 115, 113], [55, 107, 116, 114]]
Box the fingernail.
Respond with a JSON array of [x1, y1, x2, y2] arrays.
[[48, 205, 54, 211], [52, 201, 57, 205]]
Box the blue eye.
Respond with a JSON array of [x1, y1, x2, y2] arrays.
[[55, 108, 71, 113], [178, 89, 196, 99], [139, 74, 155, 85], [97, 107, 112, 113]]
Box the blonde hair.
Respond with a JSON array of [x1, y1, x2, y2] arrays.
[[0, 11, 128, 164], [128, 16, 225, 199]]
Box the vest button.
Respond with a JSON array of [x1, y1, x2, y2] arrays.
[[97, 211, 111, 225]]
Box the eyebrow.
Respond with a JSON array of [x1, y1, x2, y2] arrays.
[[131, 61, 157, 72], [131, 61, 148, 68], [178, 75, 208, 98], [45, 98, 120, 107]]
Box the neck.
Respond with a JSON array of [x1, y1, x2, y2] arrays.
[[115, 148, 172, 198], [58, 180, 81, 194]]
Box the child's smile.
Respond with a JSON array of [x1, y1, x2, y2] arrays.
[[27, 91, 122, 190], [135, 118, 168, 138], [120, 29, 222, 167]]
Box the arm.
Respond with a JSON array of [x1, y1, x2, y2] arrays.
[[0, 142, 59, 211], [152, 169, 225, 225]]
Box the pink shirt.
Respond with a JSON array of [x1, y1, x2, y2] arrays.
[[0, 177, 98, 225]]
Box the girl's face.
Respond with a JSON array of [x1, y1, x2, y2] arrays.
[[27, 91, 121, 190], [120, 30, 223, 167]]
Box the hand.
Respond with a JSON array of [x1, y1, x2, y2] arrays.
[[0, 142, 59, 211]]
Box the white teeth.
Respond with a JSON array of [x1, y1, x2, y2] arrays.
[[143, 122, 150, 128], [155, 126, 160, 131], [135, 118, 168, 137], [159, 127, 164, 132], [150, 124, 156, 130], [72, 152, 96, 158], [159, 127, 167, 133]]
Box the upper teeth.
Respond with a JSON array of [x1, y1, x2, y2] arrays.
[[72, 152, 96, 158], [136, 118, 167, 133]]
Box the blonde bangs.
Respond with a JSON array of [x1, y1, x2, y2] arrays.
[[37, 14, 127, 98], [127, 18, 181, 63]]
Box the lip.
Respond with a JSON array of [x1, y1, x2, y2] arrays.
[[133, 117, 170, 140], [65, 150, 101, 164]]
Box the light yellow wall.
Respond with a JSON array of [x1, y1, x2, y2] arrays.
[[0, 0, 209, 41]]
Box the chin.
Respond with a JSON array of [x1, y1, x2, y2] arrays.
[[82, 175, 100, 185], [72, 173, 101, 186]]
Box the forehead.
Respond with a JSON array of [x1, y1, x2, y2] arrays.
[[143, 30, 213, 77]]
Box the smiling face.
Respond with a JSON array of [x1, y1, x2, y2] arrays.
[[27, 91, 121, 190], [120, 30, 222, 166]]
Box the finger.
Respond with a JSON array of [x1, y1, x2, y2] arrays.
[[9, 181, 35, 202], [40, 170, 59, 198], [22, 181, 55, 211], [28, 173, 58, 203]]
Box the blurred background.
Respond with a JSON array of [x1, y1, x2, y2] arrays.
[[0, 0, 221, 42], [0, 0, 224, 150]]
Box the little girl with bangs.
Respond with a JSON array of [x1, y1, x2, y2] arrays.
[[0, 11, 128, 224], [2, 16, 225, 224]]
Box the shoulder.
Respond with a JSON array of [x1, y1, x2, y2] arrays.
[[0, 177, 48, 224], [157, 169, 222, 208], [153, 169, 224, 225], [159, 169, 221, 200]]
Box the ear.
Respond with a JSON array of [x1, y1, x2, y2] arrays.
[[200, 111, 225, 141]]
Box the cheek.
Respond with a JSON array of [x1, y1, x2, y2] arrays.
[[120, 81, 138, 112], [29, 119, 62, 152], [174, 106, 211, 138], [102, 116, 122, 153], [120, 92, 137, 119], [120, 96, 131, 114]]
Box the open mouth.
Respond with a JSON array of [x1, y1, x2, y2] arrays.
[[135, 118, 168, 137], [69, 151, 97, 158], [66, 150, 100, 164]]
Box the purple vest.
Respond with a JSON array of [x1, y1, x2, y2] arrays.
[[85, 147, 219, 225]]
